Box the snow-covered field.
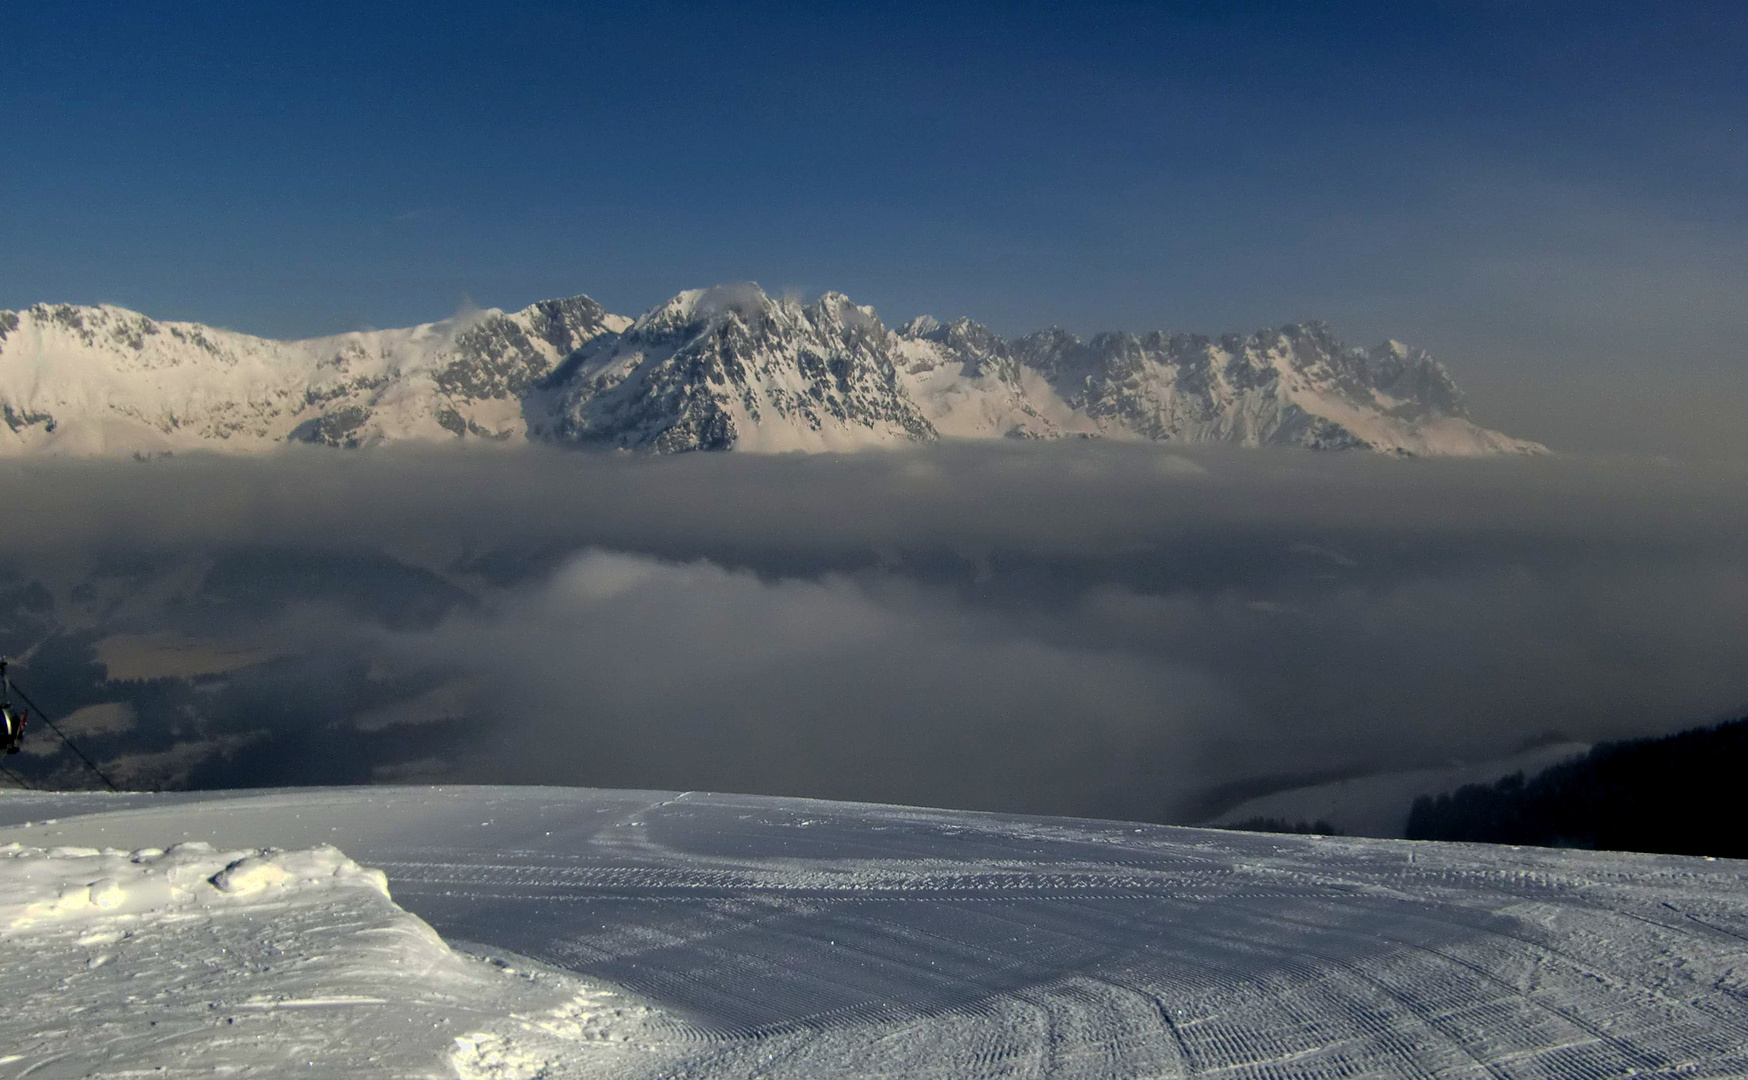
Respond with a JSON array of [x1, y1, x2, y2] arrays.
[[4, 786, 1747, 1078]]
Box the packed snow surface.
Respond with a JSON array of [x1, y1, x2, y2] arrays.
[[4, 785, 1747, 1078]]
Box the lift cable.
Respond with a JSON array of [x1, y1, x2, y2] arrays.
[[7, 678, 122, 793], [0, 760, 30, 790]]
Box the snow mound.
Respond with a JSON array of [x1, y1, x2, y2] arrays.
[[0, 841, 678, 1078], [0, 841, 386, 930]]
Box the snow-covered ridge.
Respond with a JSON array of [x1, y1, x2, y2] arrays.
[[0, 295, 626, 457], [0, 285, 1543, 457]]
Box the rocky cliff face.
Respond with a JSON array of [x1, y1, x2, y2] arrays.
[[530, 287, 935, 453], [0, 284, 1542, 457], [1003, 321, 1529, 455]]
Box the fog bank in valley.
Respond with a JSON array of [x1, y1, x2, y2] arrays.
[[2, 442, 1744, 824]]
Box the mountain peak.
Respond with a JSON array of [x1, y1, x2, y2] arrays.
[[631, 283, 777, 334], [806, 292, 884, 334]]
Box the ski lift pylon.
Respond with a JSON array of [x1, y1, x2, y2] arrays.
[[0, 659, 27, 755]]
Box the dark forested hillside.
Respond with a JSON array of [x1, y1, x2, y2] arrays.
[[1406, 716, 1748, 857]]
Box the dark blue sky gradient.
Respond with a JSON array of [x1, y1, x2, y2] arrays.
[[4, 2, 1745, 454]]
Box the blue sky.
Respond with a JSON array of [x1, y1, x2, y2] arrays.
[[4, 1, 1745, 455]]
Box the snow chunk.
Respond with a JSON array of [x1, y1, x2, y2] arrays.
[[210, 845, 390, 897]]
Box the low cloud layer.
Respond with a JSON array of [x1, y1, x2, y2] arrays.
[[376, 550, 1232, 821], [2, 442, 1746, 822]]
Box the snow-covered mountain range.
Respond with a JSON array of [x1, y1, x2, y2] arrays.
[[0, 284, 1543, 456]]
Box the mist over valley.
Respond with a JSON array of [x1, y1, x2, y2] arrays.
[[3, 443, 1741, 833]]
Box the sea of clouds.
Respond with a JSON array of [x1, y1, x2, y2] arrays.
[[2, 442, 1744, 823]]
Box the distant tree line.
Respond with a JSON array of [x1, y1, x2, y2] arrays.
[[1406, 716, 1748, 858], [1219, 817, 1339, 836]]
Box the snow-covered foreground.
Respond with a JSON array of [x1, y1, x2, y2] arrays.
[[0, 838, 670, 1078], [3, 786, 1748, 1078]]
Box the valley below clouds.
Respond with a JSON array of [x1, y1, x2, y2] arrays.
[[2, 441, 1745, 830]]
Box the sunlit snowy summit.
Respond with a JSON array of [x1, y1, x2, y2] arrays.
[[0, 284, 1543, 457]]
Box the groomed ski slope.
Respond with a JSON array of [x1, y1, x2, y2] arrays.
[[3, 786, 1747, 1078]]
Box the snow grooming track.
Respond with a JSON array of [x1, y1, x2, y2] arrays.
[[5, 787, 1748, 1078], [0, 839, 685, 1079]]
